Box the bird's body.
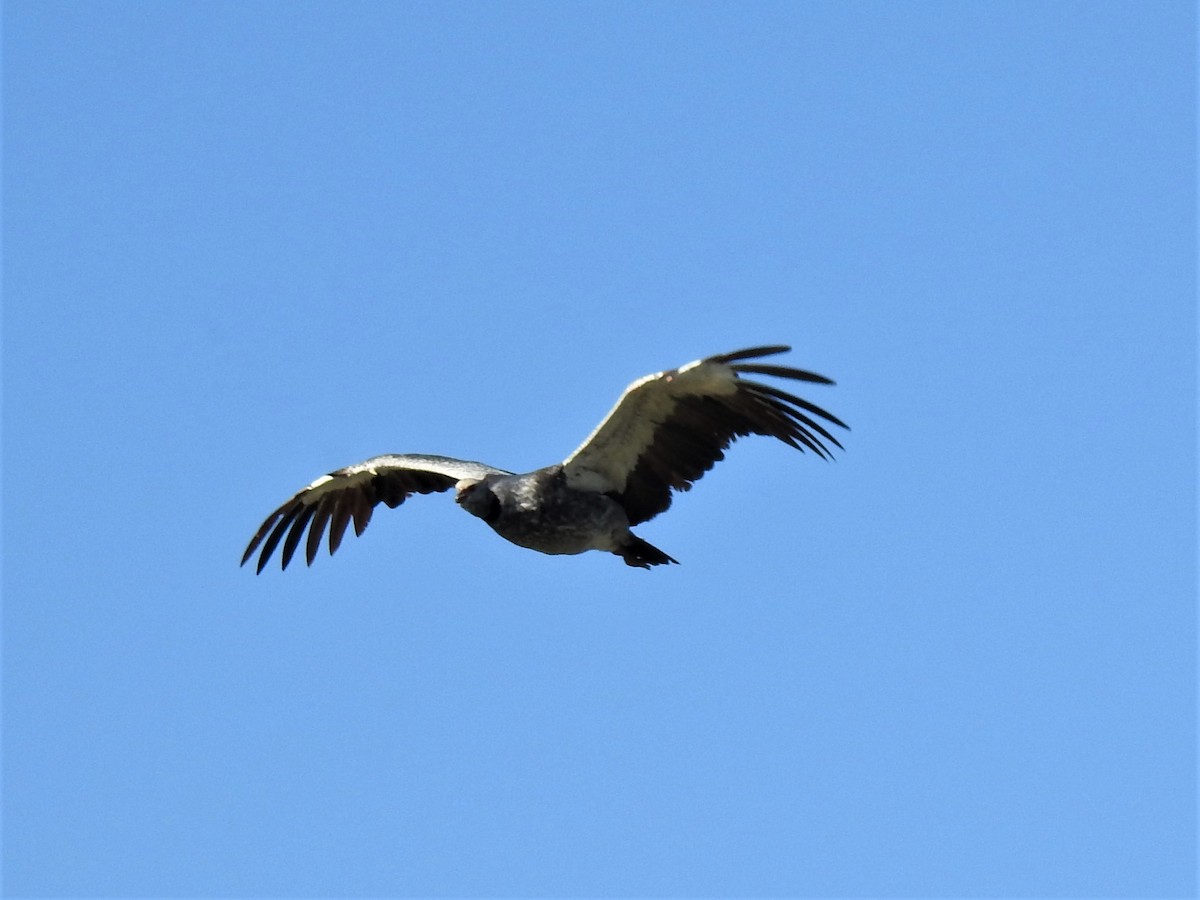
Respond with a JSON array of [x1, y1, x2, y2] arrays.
[[242, 345, 847, 572], [457, 465, 677, 566]]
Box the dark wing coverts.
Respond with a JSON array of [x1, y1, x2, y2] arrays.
[[562, 346, 848, 525], [241, 454, 509, 572]]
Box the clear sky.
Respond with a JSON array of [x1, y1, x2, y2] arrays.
[[3, 2, 1195, 897]]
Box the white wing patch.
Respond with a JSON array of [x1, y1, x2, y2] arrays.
[[562, 357, 739, 493], [297, 455, 492, 506]]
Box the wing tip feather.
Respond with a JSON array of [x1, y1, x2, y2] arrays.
[[710, 344, 791, 364]]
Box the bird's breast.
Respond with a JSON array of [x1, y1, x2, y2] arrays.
[[487, 469, 628, 556]]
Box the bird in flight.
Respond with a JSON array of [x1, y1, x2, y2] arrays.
[[241, 345, 847, 572]]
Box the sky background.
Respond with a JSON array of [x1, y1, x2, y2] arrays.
[[3, 2, 1196, 897]]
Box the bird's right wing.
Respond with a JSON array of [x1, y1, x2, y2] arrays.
[[562, 346, 847, 525], [241, 454, 510, 573]]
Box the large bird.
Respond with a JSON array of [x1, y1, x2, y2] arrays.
[[241, 345, 847, 572]]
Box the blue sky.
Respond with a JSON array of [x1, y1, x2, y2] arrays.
[[3, 1, 1195, 897]]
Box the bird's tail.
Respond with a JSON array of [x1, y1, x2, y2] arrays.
[[619, 534, 679, 569]]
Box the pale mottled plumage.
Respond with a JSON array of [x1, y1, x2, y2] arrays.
[[241, 345, 847, 572]]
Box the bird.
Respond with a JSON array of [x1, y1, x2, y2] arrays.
[[241, 345, 847, 572]]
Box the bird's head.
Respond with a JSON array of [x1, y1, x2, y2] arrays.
[[455, 478, 501, 524]]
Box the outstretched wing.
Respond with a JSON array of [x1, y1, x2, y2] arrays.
[[241, 454, 510, 573], [562, 346, 848, 525]]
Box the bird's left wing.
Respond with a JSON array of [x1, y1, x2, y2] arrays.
[[241, 454, 510, 573], [561, 346, 848, 525]]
